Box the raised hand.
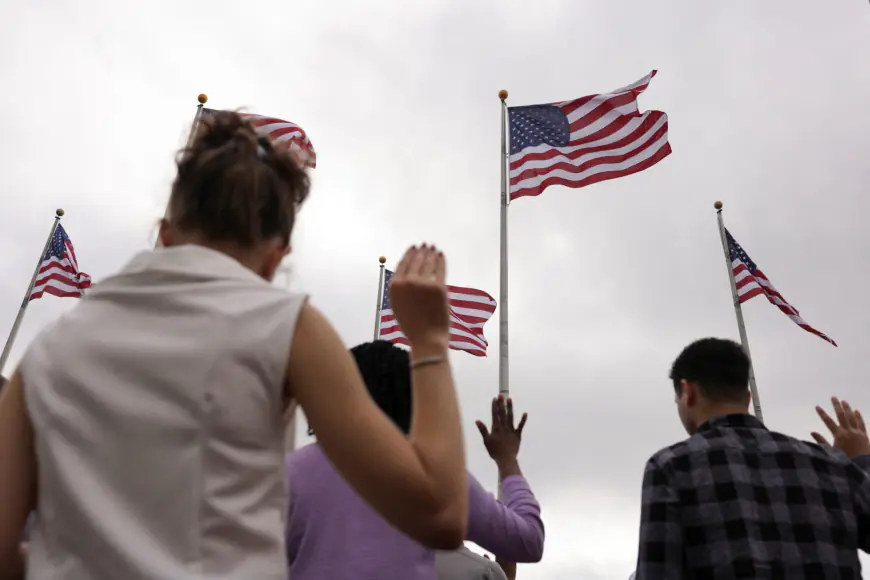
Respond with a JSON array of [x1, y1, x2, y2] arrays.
[[389, 244, 450, 350], [476, 396, 528, 469], [811, 397, 870, 458]]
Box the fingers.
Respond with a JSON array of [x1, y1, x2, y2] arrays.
[[406, 244, 430, 277], [491, 397, 499, 430], [857, 410, 867, 435], [841, 400, 858, 430], [516, 412, 528, 435], [395, 246, 417, 277], [811, 432, 831, 447], [435, 251, 446, 286], [506, 397, 515, 428], [420, 245, 439, 278], [476, 420, 490, 440], [816, 406, 839, 435], [833, 397, 848, 429]]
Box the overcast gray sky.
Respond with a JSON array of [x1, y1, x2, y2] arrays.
[[2, 1, 870, 577]]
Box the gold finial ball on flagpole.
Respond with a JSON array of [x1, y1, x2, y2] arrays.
[[714, 201, 723, 210], [498, 89, 509, 101], [198, 93, 208, 104], [55, 208, 65, 217], [379, 256, 387, 264]]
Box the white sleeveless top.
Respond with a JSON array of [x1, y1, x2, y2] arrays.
[[21, 245, 306, 580]]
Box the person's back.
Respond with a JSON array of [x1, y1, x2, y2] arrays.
[[649, 414, 870, 576], [286, 444, 435, 579], [23, 245, 303, 579], [635, 338, 870, 579], [0, 112, 472, 579]]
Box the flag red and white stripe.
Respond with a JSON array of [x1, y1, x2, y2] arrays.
[[29, 224, 91, 301], [508, 70, 671, 200], [726, 229, 836, 346], [379, 269, 497, 357], [203, 108, 317, 168]]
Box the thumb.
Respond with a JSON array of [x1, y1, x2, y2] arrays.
[[475, 420, 489, 440], [811, 432, 831, 447]]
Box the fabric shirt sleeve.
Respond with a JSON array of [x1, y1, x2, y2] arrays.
[[635, 454, 682, 580], [465, 472, 544, 563], [847, 455, 870, 553]]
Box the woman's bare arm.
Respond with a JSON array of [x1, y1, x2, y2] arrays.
[[287, 245, 468, 549], [0, 373, 37, 580]]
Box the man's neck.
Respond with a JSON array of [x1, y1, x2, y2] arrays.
[[695, 405, 751, 428]]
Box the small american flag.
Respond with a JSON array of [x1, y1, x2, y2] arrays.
[[29, 224, 91, 302], [508, 71, 670, 200], [202, 108, 316, 168], [379, 269, 497, 357], [726, 229, 836, 346]]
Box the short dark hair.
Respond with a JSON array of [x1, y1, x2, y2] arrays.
[[168, 111, 310, 248], [669, 338, 750, 401], [350, 340, 412, 434]]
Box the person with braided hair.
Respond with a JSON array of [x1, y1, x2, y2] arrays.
[[285, 340, 545, 580]]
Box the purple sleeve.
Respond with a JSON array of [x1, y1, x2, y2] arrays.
[[465, 472, 545, 563]]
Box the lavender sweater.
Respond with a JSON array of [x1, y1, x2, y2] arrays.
[[285, 444, 544, 580]]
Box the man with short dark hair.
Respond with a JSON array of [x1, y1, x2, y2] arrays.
[[635, 337, 870, 579]]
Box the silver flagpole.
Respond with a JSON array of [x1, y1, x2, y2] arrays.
[[497, 90, 511, 507], [373, 256, 387, 341], [498, 89, 510, 398], [714, 201, 764, 423], [0, 208, 64, 375], [156, 93, 208, 248]]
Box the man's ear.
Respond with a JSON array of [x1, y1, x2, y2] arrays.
[[682, 380, 699, 407]]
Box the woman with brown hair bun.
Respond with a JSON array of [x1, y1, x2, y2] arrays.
[[0, 111, 468, 580]]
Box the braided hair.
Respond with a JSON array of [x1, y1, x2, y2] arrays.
[[306, 340, 412, 437]]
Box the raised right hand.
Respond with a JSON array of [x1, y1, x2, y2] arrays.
[[389, 244, 450, 350], [811, 397, 870, 458]]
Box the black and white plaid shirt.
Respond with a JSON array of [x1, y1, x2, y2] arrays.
[[635, 413, 870, 579]]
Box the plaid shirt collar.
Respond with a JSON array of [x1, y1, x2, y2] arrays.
[[697, 413, 767, 434]]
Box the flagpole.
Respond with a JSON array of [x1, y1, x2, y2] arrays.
[[0, 209, 64, 375], [714, 201, 764, 423], [498, 89, 510, 398], [373, 256, 387, 341], [156, 93, 208, 248]]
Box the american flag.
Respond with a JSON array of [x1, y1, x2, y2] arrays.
[[29, 224, 91, 302], [508, 71, 671, 200], [202, 108, 316, 168], [726, 229, 836, 346], [379, 269, 497, 357]]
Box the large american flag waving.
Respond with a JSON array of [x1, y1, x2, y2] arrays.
[[29, 224, 91, 301], [726, 229, 835, 346], [379, 269, 497, 357], [508, 71, 670, 200]]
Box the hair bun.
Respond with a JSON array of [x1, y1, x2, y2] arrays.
[[193, 110, 259, 157]]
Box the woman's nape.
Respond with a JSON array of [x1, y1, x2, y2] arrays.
[[158, 111, 308, 281]]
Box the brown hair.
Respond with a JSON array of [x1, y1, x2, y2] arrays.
[[167, 110, 310, 248]]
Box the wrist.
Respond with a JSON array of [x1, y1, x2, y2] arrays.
[[409, 338, 449, 360], [495, 457, 521, 478]]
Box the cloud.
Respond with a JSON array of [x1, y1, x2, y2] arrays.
[[3, 1, 870, 578]]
